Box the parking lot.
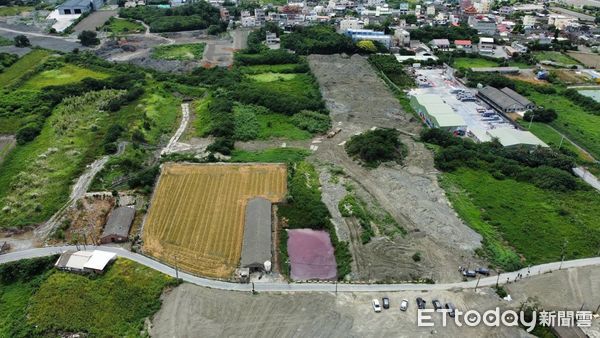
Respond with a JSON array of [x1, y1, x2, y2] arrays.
[[409, 67, 513, 141]]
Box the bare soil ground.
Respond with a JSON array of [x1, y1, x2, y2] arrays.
[[73, 10, 117, 34], [308, 54, 485, 283], [567, 52, 600, 69], [57, 195, 115, 244], [151, 266, 600, 338]]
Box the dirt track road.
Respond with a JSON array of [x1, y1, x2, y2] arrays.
[[307, 54, 485, 283]]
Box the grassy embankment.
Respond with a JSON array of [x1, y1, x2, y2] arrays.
[[441, 168, 600, 267], [0, 49, 52, 88], [0, 90, 124, 228], [0, 256, 175, 337]]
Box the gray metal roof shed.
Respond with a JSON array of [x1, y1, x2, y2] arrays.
[[240, 197, 272, 270], [102, 206, 135, 239]]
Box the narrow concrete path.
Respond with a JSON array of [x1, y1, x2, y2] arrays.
[[1, 245, 599, 293]]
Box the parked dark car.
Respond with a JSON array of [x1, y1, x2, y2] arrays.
[[475, 267, 490, 276], [416, 297, 426, 309], [462, 270, 477, 277], [382, 297, 390, 309], [432, 299, 443, 311], [445, 303, 456, 317]]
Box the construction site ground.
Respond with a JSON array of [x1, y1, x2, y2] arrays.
[[150, 265, 600, 337], [307, 54, 486, 283]]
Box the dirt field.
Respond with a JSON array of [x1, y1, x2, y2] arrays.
[[308, 54, 485, 283], [143, 163, 287, 278], [150, 266, 600, 338], [567, 52, 600, 69], [0, 135, 15, 164], [59, 195, 115, 244], [73, 10, 117, 34]]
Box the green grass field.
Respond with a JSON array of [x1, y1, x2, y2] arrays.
[[534, 51, 580, 65], [103, 17, 145, 34], [0, 49, 52, 87], [28, 259, 174, 337], [249, 72, 298, 82], [239, 63, 301, 74], [256, 113, 312, 140], [0, 90, 123, 228], [0, 35, 12, 46], [230, 147, 310, 163], [523, 89, 600, 159], [0, 257, 174, 337], [453, 57, 499, 69], [151, 43, 206, 61], [0, 5, 34, 16], [442, 168, 600, 269], [517, 120, 593, 162], [20, 64, 110, 89]]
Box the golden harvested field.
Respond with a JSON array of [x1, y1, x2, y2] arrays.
[[143, 163, 287, 279]]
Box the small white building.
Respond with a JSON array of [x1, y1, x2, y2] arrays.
[[394, 29, 410, 46], [426, 4, 435, 16], [340, 18, 363, 32], [478, 37, 495, 55], [55, 250, 117, 274]]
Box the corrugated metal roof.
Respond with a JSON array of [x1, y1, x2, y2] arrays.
[[84, 250, 116, 271], [500, 87, 533, 107], [102, 206, 135, 238], [478, 86, 524, 111], [487, 128, 548, 147], [240, 197, 272, 269]]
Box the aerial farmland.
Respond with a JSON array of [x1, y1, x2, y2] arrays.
[[142, 163, 287, 279]]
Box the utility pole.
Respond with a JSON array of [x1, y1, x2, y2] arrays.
[[335, 281, 338, 296], [475, 275, 481, 291], [558, 135, 565, 150], [596, 303, 600, 314], [496, 270, 501, 287], [174, 254, 179, 279], [559, 239, 568, 270], [528, 113, 535, 129]]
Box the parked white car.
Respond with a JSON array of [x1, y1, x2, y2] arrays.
[[372, 299, 382, 313], [400, 299, 409, 311]]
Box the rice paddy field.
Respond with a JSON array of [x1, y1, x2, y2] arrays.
[[142, 163, 287, 279]]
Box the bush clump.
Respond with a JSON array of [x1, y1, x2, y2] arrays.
[[345, 128, 407, 167], [290, 110, 331, 134]]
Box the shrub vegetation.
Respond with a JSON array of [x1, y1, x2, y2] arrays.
[[345, 128, 407, 167]]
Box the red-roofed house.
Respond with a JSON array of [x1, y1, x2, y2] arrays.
[[454, 40, 473, 52]]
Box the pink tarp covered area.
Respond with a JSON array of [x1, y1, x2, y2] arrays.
[[287, 229, 337, 281]]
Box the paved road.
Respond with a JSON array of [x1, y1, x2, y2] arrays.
[[2, 246, 599, 293], [574, 167, 600, 191]]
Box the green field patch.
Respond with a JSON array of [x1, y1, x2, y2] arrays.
[[442, 168, 600, 269], [0, 90, 124, 228], [239, 63, 303, 74], [0, 35, 12, 46], [454, 57, 499, 69], [517, 120, 593, 162], [534, 51, 580, 65], [230, 147, 310, 163], [256, 111, 312, 140], [21, 64, 110, 89], [523, 88, 600, 159], [0, 5, 34, 16], [248, 72, 298, 82], [0, 49, 52, 87], [151, 43, 206, 61], [103, 17, 145, 34], [25, 258, 174, 337]]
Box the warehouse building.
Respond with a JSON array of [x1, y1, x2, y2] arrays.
[[477, 85, 535, 113], [58, 0, 104, 15], [100, 206, 135, 244], [487, 128, 548, 148], [55, 250, 117, 273], [410, 94, 467, 131], [240, 197, 272, 273]]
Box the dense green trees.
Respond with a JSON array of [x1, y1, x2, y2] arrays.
[[421, 129, 579, 192], [368, 54, 415, 88], [345, 128, 407, 167], [524, 108, 558, 123], [235, 49, 300, 66], [13, 35, 30, 48], [119, 1, 222, 33], [0, 52, 19, 72], [78, 30, 99, 46], [409, 24, 479, 43], [281, 25, 356, 55]]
